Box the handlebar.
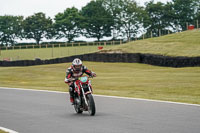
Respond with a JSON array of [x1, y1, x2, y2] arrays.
[[68, 75, 94, 82]]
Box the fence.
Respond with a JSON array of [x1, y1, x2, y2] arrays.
[[0, 40, 123, 51]]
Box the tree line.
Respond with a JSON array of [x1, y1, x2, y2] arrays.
[[0, 0, 200, 46]]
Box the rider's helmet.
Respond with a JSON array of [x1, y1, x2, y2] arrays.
[[72, 58, 82, 72]]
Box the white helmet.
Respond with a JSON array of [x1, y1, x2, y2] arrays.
[[72, 58, 82, 72]]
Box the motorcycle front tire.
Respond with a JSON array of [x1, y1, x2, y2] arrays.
[[74, 98, 83, 114], [87, 94, 96, 116]]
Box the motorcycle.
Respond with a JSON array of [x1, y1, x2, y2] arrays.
[[70, 75, 96, 116]]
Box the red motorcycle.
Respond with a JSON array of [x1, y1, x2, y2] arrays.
[[70, 75, 96, 116]]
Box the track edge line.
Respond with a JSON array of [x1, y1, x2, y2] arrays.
[[0, 86, 199, 107], [0, 127, 18, 133]]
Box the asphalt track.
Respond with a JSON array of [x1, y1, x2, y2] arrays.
[[0, 87, 200, 133]]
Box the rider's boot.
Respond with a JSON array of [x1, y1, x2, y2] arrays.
[[69, 87, 74, 105], [70, 97, 74, 105]]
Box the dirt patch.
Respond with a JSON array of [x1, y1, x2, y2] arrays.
[[97, 49, 125, 54]]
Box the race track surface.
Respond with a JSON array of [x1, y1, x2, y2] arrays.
[[0, 88, 200, 133]]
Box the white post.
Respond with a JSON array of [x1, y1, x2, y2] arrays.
[[186, 22, 188, 30], [159, 29, 161, 36], [52, 44, 54, 58]]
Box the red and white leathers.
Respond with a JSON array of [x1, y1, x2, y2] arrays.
[[65, 65, 96, 104]]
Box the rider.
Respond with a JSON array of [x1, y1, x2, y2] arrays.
[[65, 58, 96, 104]]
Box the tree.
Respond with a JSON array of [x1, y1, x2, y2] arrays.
[[194, 0, 200, 27], [172, 0, 199, 30], [117, 0, 144, 41], [102, 0, 123, 39], [80, 0, 114, 41], [102, 0, 145, 41], [0, 15, 23, 46], [144, 1, 169, 36], [22, 12, 53, 44], [54, 7, 81, 42]]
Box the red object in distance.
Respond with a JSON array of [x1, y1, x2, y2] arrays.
[[98, 46, 103, 50], [188, 25, 195, 30]]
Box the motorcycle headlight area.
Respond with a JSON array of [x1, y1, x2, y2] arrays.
[[79, 77, 88, 83]]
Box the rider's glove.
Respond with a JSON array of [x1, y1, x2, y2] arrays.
[[91, 72, 96, 77]]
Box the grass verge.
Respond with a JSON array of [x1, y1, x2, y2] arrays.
[[0, 62, 200, 104], [0, 130, 8, 133]]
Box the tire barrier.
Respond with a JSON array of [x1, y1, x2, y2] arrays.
[[0, 53, 200, 67]]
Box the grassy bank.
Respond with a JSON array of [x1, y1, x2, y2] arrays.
[[0, 45, 115, 61], [111, 29, 200, 57], [0, 62, 200, 104]]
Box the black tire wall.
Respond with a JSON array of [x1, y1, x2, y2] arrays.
[[1, 53, 200, 67]]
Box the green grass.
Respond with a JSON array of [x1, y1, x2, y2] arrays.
[[110, 29, 200, 57], [0, 62, 200, 104], [0, 45, 115, 61], [0, 130, 8, 133]]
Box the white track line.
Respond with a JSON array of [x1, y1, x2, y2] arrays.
[[0, 127, 18, 133], [0, 87, 200, 107]]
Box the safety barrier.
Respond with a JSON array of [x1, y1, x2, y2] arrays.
[[0, 53, 200, 67]]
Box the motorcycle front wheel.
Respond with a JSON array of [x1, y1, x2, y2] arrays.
[[74, 98, 83, 114], [87, 94, 96, 116]]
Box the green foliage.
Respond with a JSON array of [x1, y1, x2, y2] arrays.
[[102, 0, 124, 39], [0, 15, 23, 46], [103, 0, 145, 40], [22, 12, 53, 44], [144, 1, 174, 36], [172, 0, 199, 30], [80, 0, 114, 41], [117, 0, 144, 40], [54, 7, 81, 42]]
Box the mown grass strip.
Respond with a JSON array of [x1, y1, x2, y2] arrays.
[[0, 62, 199, 104]]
